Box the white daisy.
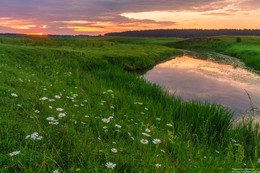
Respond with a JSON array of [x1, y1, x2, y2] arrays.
[[46, 117, 55, 121], [152, 138, 161, 144], [54, 95, 61, 99], [111, 148, 118, 153], [140, 139, 149, 144], [102, 118, 110, 123], [145, 128, 151, 133], [106, 162, 116, 169], [142, 132, 151, 137], [56, 108, 64, 111], [11, 93, 18, 97], [9, 151, 20, 157], [53, 169, 59, 173], [166, 123, 173, 127], [155, 164, 161, 168], [39, 97, 48, 101], [49, 121, 59, 125], [58, 113, 66, 118]]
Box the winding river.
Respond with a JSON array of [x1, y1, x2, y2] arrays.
[[144, 55, 260, 117]]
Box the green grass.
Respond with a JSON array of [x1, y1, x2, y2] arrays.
[[0, 36, 259, 172]]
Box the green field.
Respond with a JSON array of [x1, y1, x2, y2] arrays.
[[0, 36, 259, 172]]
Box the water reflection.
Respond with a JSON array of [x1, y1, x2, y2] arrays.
[[144, 56, 260, 117]]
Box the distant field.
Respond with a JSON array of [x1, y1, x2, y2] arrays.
[[0, 36, 259, 172]]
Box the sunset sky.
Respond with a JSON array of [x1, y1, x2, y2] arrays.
[[0, 0, 260, 35]]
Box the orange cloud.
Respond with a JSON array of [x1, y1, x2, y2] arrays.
[[0, 17, 48, 34]]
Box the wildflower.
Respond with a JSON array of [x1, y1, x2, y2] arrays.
[[142, 132, 151, 137], [49, 106, 53, 109], [111, 148, 118, 153], [145, 128, 151, 133], [56, 108, 63, 111], [107, 89, 113, 93], [115, 124, 121, 129], [54, 95, 61, 99], [11, 93, 18, 97], [108, 116, 114, 120], [25, 132, 43, 140], [140, 139, 149, 144], [166, 123, 173, 127], [155, 164, 161, 168], [49, 99, 55, 102], [39, 97, 48, 101], [156, 118, 161, 121], [110, 106, 115, 109], [74, 104, 79, 107], [106, 162, 116, 169], [215, 150, 220, 154], [46, 117, 55, 121], [102, 118, 110, 123], [17, 104, 22, 107], [49, 121, 59, 125], [53, 169, 59, 173], [35, 110, 40, 114], [58, 113, 66, 118], [152, 138, 161, 144], [9, 151, 20, 157]]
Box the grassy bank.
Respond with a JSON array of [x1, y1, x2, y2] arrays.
[[0, 36, 259, 172], [173, 36, 260, 71]]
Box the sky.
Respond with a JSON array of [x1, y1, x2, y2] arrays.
[[0, 0, 260, 35]]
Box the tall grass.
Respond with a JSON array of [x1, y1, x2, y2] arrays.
[[0, 36, 259, 172]]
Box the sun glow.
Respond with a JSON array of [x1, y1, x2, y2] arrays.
[[121, 9, 260, 29], [25, 32, 44, 36]]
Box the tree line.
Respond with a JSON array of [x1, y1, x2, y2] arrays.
[[105, 29, 260, 38]]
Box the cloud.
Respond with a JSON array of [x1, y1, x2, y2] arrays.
[[0, 0, 259, 34], [203, 12, 232, 16]]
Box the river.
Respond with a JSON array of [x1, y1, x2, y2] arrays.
[[144, 55, 260, 117]]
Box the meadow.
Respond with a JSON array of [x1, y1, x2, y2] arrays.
[[0, 36, 259, 172]]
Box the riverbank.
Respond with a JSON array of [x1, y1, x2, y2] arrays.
[[144, 55, 260, 117], [1, 36, 259, 172]]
